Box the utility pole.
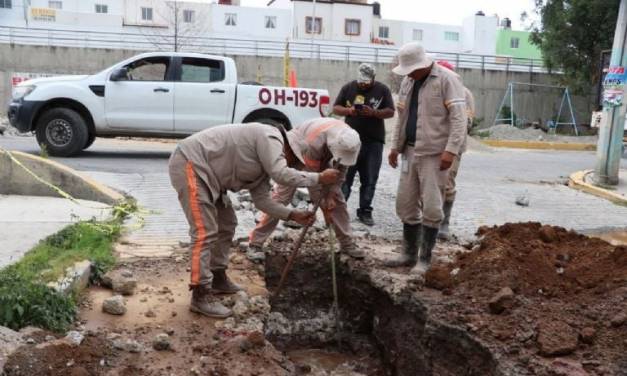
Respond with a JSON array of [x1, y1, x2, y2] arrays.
[[595, 0, 627, 185]]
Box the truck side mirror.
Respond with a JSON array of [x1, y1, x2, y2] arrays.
[[110, 67, 129, 82]]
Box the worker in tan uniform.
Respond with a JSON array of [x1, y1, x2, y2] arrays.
[[385, 43, 467, 272], [169, 123, 340, 318], [249, 118, 364, 259], [435, 60, 476, 240]]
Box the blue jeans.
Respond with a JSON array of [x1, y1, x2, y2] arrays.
[[341, 141, 383, 214]]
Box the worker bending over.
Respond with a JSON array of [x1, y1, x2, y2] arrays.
[[169, 123, 340, 318], [249, 118, 365, 258]]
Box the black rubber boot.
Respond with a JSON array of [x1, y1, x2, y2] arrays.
[[383, 223, 421, 267], [412, 226, 439, 274], [438, 200, 454, 240], [420, 225, 439, 264], [211, 269, 243, 294]]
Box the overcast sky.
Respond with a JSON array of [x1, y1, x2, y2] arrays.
[[239, 0, 538, 30]]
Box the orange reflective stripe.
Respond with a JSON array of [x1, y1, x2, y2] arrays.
[[303, 156, 321, 171], [185, 161, 206, 287], [305, 121, 339, 144]]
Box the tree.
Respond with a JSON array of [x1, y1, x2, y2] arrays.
[[143, 0, 210, 52], [528, 0, 620, 94]]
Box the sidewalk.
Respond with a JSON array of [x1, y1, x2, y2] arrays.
[[0, 195, 110, 268]]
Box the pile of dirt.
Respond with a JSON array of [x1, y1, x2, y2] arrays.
[[452, 222, 626, 298], [3, 336, 113, 376], [424, 222, 627, 374]]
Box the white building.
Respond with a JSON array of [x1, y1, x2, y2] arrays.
[[291, 0, 373, 44], [0, 0, 502, 57]]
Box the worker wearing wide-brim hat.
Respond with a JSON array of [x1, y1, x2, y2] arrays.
[[386, 42, 468, 272], [169, 123, 341, 318], [249, 118, 364, 259]]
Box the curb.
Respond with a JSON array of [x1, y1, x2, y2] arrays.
[[481, 139, 596, 151], [0, 150, 124, 205], [568, 170, 627, 205], [47, 260, 92, 295]]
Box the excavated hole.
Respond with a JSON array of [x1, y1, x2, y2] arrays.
[[264, 239, 499, 376]]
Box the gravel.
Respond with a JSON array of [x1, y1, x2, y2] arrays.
[[482, 124, 597, 144]]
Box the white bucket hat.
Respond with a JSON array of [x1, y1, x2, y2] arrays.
[[392, 42, 433, 76], [327, 126, 361, 167]]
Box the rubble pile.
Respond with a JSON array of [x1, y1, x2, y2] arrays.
[[484, 124, 597, 143]]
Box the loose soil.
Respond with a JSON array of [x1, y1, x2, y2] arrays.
[[4, 223, 627, 375], [425, 222, 627, 374]]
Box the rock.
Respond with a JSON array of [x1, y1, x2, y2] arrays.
[[488, 287, 515, 314], [152, 333, 171, 351], [610, 311, 626, 327], [265, 312, 292, 336], [112, 278, 138, 296], [294, 188, 310, 203], [113, 338, 143, 353], [249, 296, 271, 315], [273, 231, 287, 242], [63, 331, 84, 346], [45, 335, 55, 342], [246, 248, 265, 264], [101, 270, 137, 295], [283, 220, 303, 229], [548, 358, 589, 376], [539, 225, 557, 243], [232, 301, 249, 319], [537, 321, 578, 357], [580, 327, 596, 344], [145, 309, 157, 318], [238, 192, 252, 202], [246, 331, 266, 348], [102, 295, 126, 315], [0, 326, 24, 372], [165, 328, 175, 336], [515, 194, 529, 207]]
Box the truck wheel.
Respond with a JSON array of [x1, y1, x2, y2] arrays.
[[35, 108, 89, 157], [83, 132, 96, 150]]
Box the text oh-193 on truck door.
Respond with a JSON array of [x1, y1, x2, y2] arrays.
[[258, 88, 329, 116]]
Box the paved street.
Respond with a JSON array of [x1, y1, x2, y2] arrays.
[[2, 134, 627, 250]]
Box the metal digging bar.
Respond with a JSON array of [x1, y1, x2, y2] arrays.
[[273, 159, 341, 298]]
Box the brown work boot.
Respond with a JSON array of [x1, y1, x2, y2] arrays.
[[341, 242, 366, 259], [211, 269, 243, 294], [190, 285, 232, 318]]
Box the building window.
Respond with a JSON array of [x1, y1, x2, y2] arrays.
[[510, 37, 520, 49], [378, 26, 389, 39], [95, 4, 108, 14], [305, 16, 322, 34], [412, 29, 423, 41], [183, 9, 194, 23], [345, 19, 361, 36], [141, 7, 153, 21], [444, 31, 459, 41], [0, 0, 12, 9], [48, 0, 62, 9], [265, 15, 276, 29], [225, 13, 237, 26]]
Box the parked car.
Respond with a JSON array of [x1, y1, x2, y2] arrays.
[[8, 52, 331, 156]]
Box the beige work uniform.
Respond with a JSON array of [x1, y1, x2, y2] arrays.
[[169, 123, 319, 287], [392, 63, 467, 228], [249, 119, 353, 248], [444, 87, 475, 203]]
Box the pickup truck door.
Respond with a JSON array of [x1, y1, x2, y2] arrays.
[[105, 56, 174, 131], [173, 56, 234, 133]]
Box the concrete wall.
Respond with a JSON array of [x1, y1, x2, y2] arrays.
[[0, 43, 594, 129]]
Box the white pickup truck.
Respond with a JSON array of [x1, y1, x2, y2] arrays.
[[8, 52, 331, 156]]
